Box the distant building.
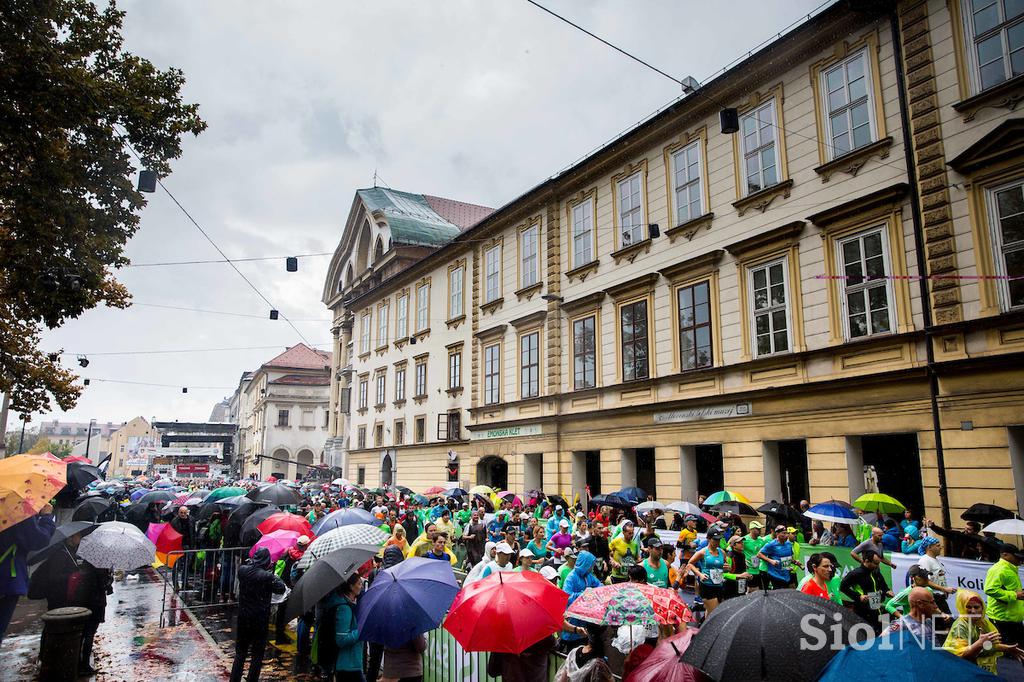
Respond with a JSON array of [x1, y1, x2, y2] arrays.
[[39, 420, 119, 451], [208, 397, 231, 423], [69, 430, 114, 464], [107, 417, 161, 478]]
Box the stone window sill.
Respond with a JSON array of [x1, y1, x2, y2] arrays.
[[445, 315, 466, 330], [732, 179, 794, 217], [665, 212, 714, 243], [515, 282, 543, 301], [813, 137, 893, 183], [565, 260, 599, 283], [611, 238, 652, 265], [480, 297, 504, 315], [953, 75, 1024, 122]]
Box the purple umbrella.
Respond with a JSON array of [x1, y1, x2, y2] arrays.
[[311, 508, 375, 535], [356, 557, 459, 648]]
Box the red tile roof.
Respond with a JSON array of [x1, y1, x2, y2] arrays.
[[423, 195, 494, 231], [269, 374, 331, 386], [262, 343, 332, 371]]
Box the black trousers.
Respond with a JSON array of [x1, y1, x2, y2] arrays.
[[80, 621, 99, 667], [230, 622, 268, 682], [365, 641, 384, 681], [992, 619, 1024, 648]]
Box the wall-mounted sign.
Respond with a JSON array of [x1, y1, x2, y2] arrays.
[[469, 424, 542, 440], [653, 402, 753, 424]]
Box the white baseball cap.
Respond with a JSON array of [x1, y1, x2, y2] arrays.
[[519, 548, 535, 558], [559, 519, 570, 528], [539, 565, 559, 581], [495, 542, 514, 555]]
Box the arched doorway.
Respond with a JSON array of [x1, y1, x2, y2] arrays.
[[476, 456, 508, 491], [296, 449, 314, 479], [381, 454, 394, 487], [271, 448, 289, 481]]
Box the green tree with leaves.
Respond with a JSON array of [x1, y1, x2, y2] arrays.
[[0, 0, 206, 415]]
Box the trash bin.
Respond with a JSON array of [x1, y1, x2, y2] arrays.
[[39, 606, 92, 682]]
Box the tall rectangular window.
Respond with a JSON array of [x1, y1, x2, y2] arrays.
[[572, 201, 594, 267], [396, 294, 408, 339], [394, 420, 405, 446], [520, 332, 539, 398], [620, 300, 649, 381], [374, 424, 383, 448], [617, 172, 644, 245], [485, 245, 501, 303], [520, 225, 539, 288], [750, 260, 790, 356], [677, 281, 713, 370], [965, 0, 1024, 92], [448, 351, 462, 389], [449, 266, 464, 319], [360, 312, 372, 354], [672, 140, 703, 224], [416, 283, 429, 332], [375, 372, 386, 406], [358, 377, 368, 409], [839, 229, 893, 338], [357, 426, 366, 450], [277, 409, 289, 427], [395, 367, 406, 401], [573, 315, 596, 390], [415, 416, 426, 444], [822, 51, 874, 159], [484, 344, 500, 405], [414, 359, 427, 397], [377, 302, 389, 348], [740, 100, 779, 195], [989, 180, 1024, 309]]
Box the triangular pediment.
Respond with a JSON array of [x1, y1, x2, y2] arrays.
[[949, 118, 1024, 175]]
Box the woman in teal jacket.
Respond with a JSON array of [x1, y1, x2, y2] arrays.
[[334, 573, 365, 681]]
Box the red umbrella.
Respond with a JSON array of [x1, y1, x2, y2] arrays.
[[625, 629, 710, 682], [63, 455, 92, 464], [258, 512, 313, 538], [423, 485, 446, 495], [444, 570, 567, 653], [148, 523, 183, 568]]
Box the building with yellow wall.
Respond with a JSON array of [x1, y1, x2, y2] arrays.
[[323, 0, 1024, 528]]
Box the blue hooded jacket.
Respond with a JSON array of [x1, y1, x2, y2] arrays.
[[0, 514, 55, 597], [562, 550, 601, 606], [880, 527, 901, 552]]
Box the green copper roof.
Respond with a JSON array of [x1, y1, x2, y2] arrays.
[[357, 187, 462, 248]]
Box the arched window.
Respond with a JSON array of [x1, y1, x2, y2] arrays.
[[373, 236, 384, 263]]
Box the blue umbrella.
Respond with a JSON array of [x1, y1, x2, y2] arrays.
[[616, 487, 647, 503], [356, 557, 459, 648], [130, 488, 151, 502], [312, 508, 376, 535], [153, 479, 174, 489], [804, 501, 862, 525], [817, 631, 996, 681]]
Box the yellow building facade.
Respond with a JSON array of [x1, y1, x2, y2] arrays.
[[324, 1, 1024, 527]]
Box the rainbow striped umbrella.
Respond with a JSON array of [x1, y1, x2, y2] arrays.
[[703, 490, 751, 506]]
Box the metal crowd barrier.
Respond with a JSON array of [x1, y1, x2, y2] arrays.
[[157, 546, 248, 627]]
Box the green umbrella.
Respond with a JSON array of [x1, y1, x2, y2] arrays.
[[852, 493, 905, 514], [703, 490, 751, 506], [206, 486, 247, 502]]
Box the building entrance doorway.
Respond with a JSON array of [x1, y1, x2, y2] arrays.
[[585, 451, 602, 496], [696, 444, 724, 498], [861, 434, 924, 516], [778, 440, 809, 505], [635, 448, 656, 499], [476, 456, 508, 491], [381, 454, 394, 487]]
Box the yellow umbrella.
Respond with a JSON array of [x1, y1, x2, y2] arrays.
[[0, 453, 66, 530]]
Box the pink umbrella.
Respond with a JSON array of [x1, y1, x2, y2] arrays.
[[250, 529, 301, 563], [498, 491, 523, 507], [146, 522, 168, 546]]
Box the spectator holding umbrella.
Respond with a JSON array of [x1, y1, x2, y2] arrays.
[[230, 547, 286, 682], [329, 573, 364, 682], [0, 505, 55, 646]]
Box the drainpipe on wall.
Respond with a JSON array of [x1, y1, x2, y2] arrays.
[[890, 8, 952, 530]]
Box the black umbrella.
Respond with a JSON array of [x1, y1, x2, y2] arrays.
[[756, 501, 802, 523], [124, 502, 163, 532], [66, 462, 104, 490], [548, 494, 570, 510], [72, 496, 118, 523], [682, 590, 868, 682], [284, 544, 379, 621], [222, 500, 273, 544], [27, 521, 98, 565], [247, 483, 301, 506], [589, 494, 632, 510], [961, 503, 1015, 524], [711, 501, 759, 517], [138, 490, 176, 505], [239, 505, 281, 546]]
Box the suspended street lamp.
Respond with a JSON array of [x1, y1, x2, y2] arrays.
[[138, 169, 158, 193], [286, 257, 298, 272], [269, 310, 279, 320]]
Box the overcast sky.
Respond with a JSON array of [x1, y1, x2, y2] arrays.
[[33, 0, 825, 427]]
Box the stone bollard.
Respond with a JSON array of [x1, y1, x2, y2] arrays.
[[39, 607, 92, 682]]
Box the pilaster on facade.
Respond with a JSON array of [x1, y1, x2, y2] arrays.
[[544, 199, 563, 395]]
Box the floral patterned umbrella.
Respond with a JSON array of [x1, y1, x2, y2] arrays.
[[0, 453, 67, 530], [566, 582, 694, 627]]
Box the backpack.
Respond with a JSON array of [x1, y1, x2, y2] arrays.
[[312, 602, 339, 668]]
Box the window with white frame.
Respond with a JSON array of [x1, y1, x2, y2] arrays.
[[740, 101, 780, 195], [360, 312, 371, 354], [839, 229, 894, 338], [377, 302, 389, 348], [395, 367, 406, 401], [485, 245, 501, 303], [964, 0, 1024, 92], [520, 332, 539, 398], [375, 371, 386, 406], [414, 358, 427, 397], [416, 283, 429, 332], [394, 420, 405, 446], [484, 343, 500, 405], [749, 259, 790, 356], [617, 172, 644, 245], [620, 300, 650, 381], [357, 426, 366, 450], [448, 351, 462, 389], [396, 294, 409, 339], [572, 315, 597, 390], [671, 140, 703, 225], [822, 50, 874, 159], [571, 200, 594, 268], [358, 377, 368, 409], [520, 225, 539, 288], [987, 180, 1024, 309], [449, 265, 464, 319], [677, 280, 713, 370]]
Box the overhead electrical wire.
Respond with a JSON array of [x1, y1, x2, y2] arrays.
[[126, 251, 333, 267], [130, 302, 331, 322], [58, 342, 332, 357]]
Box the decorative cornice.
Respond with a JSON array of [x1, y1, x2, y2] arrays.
[[604, 273, 660, 301], [474, 323, 507, 341], [510, 310, 547, 330], [813, 137, 893, 182], [948, 118, 1024, 175], [732, 179, 794, 217], [952, 75, 1024, 122], [514, 281, 544, 302], [445, 315, 466, 330], [665, 213, 714, 243], [480, 297, 504, 315], [658, 249, 725, 283], [565, 259, 600, 283], [610, 238, 652, 265], [806, 183, 909, 230], [725, 220, 805, 260], [560, 291, 606, 314]]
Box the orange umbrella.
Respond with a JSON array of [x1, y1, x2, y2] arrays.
[[0, 453, 66, 530]]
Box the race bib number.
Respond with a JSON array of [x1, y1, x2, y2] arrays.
[[737, 578, 747, 594], [709, 569, 724, 585], [750, 555, 761, 569], [779, 556, 792, 571], [868, 591, 882, 610], [622, 554, 636, 568]]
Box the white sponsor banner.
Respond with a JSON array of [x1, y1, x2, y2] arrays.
[[890, 552, 1024, 604], [124, 457, 149, 467], [654, 402, 752, 424], [140, 446, 222, 458], [469, 424, 542, 440]]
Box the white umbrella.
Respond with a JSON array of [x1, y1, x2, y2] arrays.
[[77, 521, 156, 570], [635, 501, 667, 514], [666, 501, 703, 517], [982, 518, 1024, 536], [332, 478, 351, 486]]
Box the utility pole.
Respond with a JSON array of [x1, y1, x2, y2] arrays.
[[84, 418, 96, 461], [18, 414, 29, 453], [0, 393, 9, 458]]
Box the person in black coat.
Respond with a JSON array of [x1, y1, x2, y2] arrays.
[[230, 547, 285, 682]]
